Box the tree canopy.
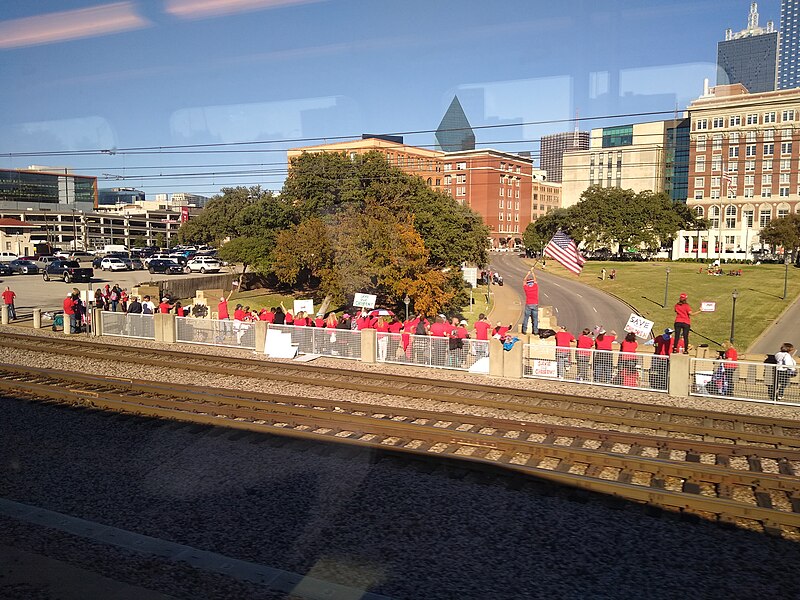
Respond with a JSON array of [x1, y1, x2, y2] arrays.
[[760, 213, 800, 259]]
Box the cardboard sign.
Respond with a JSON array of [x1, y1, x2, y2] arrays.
[[532, 359, 558, 378], [461, 266, 478, 288], [353, 293, 377, 309], [624, 313, 654, 339], [700, 301, 716, 312], [264, 329, 298, 358], [293, 299, 314, 315]]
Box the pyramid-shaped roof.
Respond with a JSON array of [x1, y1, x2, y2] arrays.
[[435, 96, 476, 152]]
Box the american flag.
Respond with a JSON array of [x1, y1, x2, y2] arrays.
[[723, 166, 736, 189], [544, 230, 586, 275]]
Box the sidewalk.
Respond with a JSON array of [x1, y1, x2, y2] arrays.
[[486, 281, 522, 329]]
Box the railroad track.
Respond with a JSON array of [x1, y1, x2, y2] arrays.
[[1, 362, 799, 539], [1, 331, 799, 453]]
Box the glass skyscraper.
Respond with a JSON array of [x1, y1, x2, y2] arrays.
[[779, 0, 800, 89], [717, 3, 778, 93], [435, 96, 475, 152]]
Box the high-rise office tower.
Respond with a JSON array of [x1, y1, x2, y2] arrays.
[[779, 0, 800, 89], [435, 96, 475, 152], [717, 2, 778, 93], [540, 130, 590, 183]]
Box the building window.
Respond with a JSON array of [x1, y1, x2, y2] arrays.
[[712, 134, 723, 150], [764, 129, 775, 141], [763, 159, 773, 171], [712, 117, 724, 128], [744, 188, 754, 198], [457, 174, 466, 184], [456, 187, 465, 197], [746, 113, 758, 125], [727, 188, 736, 199], [711, 176, 721, 188], [727, 162, 738, 172], [444, 163, 452, 171], [780, 173, 791, 184], [499, 188, 504, 197], [764, 143, 775, 155], [783, 128, 794, 138], [444, 175, 451, 185], [695, 119, 708, 130], [782, 142, 792, 155], [746, 144, 757, 157], [499, 199, 504, 208], [745, 175, 755, 186], [709, 206, 720, 228], [515, 190, 519, 198], [744, 209, 754, 227], [694, 157, 706, 172], [694, 190, 703, 200], [781, 159, 792, 171], [456, 161, 466, 170], [763, 112, 777, 124], [729, 175, 738, 187], [729, 132, 739, 144], [778, 206, 790, 218], [694, 177, 705, 188], [725, 205, 737, 228], [729, 146, 739, 158], [780, 187, 791, 197], [711, 157, 722, 172], [783, 110, 796, 122], [696, 135, 707, 151], [762, 188, 772, 198], [762, 173, 773, 186], [730, 115, 742, 126], [760, 209, 771, 227], [711, 189, 720, 199]]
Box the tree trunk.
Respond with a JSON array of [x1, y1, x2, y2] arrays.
[[317, 294, 332, 317]]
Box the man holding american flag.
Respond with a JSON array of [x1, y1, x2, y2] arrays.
[[544, 230, 586, 275]]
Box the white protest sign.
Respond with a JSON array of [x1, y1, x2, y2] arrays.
[[264, 329, 298, 358], [293, 299, 314, 315], [532, 359, 558, 378], [461, 266, 478, 288], [353, 293, 377, 309], [624, 313, 654, 339], [700, 301, 716, 312]]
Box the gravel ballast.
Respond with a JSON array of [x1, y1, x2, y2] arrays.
[[1, 395, 799, 600]]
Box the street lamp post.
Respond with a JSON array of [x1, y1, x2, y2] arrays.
[[663, 266, 671, 308], [403, 295, 410, 322], [730, 289, 739, 344], [783, 255, 789, 300]]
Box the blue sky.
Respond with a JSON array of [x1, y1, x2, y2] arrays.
[[0, 0, 782, 196]]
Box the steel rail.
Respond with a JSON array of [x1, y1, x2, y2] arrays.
[[1, 364, 798, 537], [0, 332, 798, 450]]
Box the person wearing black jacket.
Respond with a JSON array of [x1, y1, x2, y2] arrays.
[[126, 296, 143, 336]]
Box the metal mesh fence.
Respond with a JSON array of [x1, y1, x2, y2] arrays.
[[522, 344, 669, 392], [378, 333, 489, 373], [100, 312, 155, 340], [690, 357, 800, 405], [176, 317, 256, 350], [268, 324, 361, 360]]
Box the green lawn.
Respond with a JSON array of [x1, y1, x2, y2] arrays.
[[537, 260, 800, 351]]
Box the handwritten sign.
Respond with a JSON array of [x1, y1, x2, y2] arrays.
[[700, 301, 716, 312], [624, 313, 654, 339], [353, 293, 377, 309], [293, 299, 314, 315], [532, 359, 558, 378]]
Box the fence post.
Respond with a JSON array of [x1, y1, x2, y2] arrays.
[[1, 305, 8, 325], [32, 308, 41, 329], [92, 308, 103, 336], [503, 337, 524, 379], [154, 313, 176, 344], [489, 337, 504, 376], [668, 353, 691, 397], [361, 328, 377, 364], [253, 321, 267, 353]]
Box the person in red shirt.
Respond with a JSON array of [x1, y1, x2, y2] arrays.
[[174, 302, 186, 317], [2, 286, 16, 321], [554, 325, 575, 378], [429, 315, 449, 337], [521, 268, 539, 335], [722, 341, 738, 396], [158, 297, 171, 314], [293, 310, 307, 326], [673, 293, 694, 354], [618, 332, 639, 387], [493, 322, 510, 338], [654, 328, 673, 356], [593, 328, 616, 383], [575, 328, 594, 381], [471, 313, 491, 359], [62, 292, 77, 333]]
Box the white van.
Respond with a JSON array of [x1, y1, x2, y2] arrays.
[[103, 244, 128, 254], [0, 252, 18, 262]]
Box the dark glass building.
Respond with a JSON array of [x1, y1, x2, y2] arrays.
[[717, 3, 778, 93], [539, 131, 589, 183], [665, 119, 690, 203], [435, 96, 475, 152], [779, 0, 800, 89], [98, 187, 146, 206], [0, 169, 97, 208]]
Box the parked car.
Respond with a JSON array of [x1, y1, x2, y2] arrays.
[[123, 257, 144, 270], [0, 252, 19, 262], [143, 253, 172, 267], [9, 259, 39, 274], [186, 256, 222, 273], [69, 251, 94, 262], [148, 259, 184, 275], [35, 255, 62, 269], [100, 257, 128, 271], [42, 260, 93, 283], [0, 263, 13, 276]]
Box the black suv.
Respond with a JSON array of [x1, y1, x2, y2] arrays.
[[148, 259, 184, 275]]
